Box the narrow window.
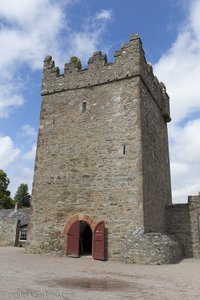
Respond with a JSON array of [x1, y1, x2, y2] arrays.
[[19, 229, 27, 241], [123, 145, 126, 155], [82, 101, 87, 112]]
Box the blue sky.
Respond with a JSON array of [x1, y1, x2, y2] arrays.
[[0, 0, 200, 203]]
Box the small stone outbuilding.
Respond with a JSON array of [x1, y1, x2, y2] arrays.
[[0, 204, 30, 247]]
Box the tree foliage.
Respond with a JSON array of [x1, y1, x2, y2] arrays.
[[14, 183, 31, 207], [0, 169, 15, 209], [70, 56, 82, 69]]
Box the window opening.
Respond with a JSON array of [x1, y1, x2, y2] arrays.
[[19, 229, 27, 241], [82, 101, 87, 112], [123, 145, 126, 155]]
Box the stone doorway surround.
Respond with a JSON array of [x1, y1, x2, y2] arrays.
[[63, 214, 97, 255]]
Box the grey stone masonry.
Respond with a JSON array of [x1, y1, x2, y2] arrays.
[[166, 204, 191, 257], [0, 218, 20, 247], [166, 193, 200, 259], [26, 33, 176, 263], [121, 233, 183, 265]]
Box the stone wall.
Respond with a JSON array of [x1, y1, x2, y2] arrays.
[[0, 218, 20, 247], [140, 78, 171, 233], [27, 33, 172, 262], [27, 76, 144, 258], [188, 194, 200, 258], [166, 204, 192, 257], [166, 193, 200, 258], [121, 233, 183, 265]]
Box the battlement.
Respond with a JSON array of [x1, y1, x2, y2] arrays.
[[41, 33, 170, 122], [188, 193, 200, 209]]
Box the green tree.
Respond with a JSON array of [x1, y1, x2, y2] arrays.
[[70, 56, 82, 69], [14, 183, 31, 207], [0, 169, 15, 209]]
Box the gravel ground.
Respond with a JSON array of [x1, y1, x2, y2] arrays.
[[0, 247, 200, 300]]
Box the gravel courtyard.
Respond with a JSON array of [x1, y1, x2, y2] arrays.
[[1, 247, 200, 300]]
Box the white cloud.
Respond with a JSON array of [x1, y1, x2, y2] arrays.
[[23, 144, 36, 161], [21, 125, 37, 137], [0, 136, 20, 168], [0, 1, 112, 117], [0, 0, 68, 118], [169, 120, 200, 203], [170, 120, 200, 164], [0, 133, 35, 195], [0, 1, 66, 70], [96, 9, 112, 20], [67, 9, 112, 63], [68, 33, 99, 61], [154, 0, 200, 202], [0, 82, 24, 118], [154, 0, 200, 123]]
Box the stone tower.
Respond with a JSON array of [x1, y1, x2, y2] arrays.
[[26, 33, 182, 264]]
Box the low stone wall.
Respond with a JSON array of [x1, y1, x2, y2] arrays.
[[120, 233, 183, 265], [166, 204, 192, 257], [188, 195, 200, 258], [0, 218, 20, 247]]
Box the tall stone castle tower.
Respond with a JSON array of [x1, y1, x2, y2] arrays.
[[26, 33, 182, 264]]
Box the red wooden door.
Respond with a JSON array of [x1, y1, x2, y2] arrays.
[[67, 221, 80, 257], [92, 221, 105, 261]]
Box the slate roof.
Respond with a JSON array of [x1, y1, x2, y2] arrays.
[[0, 207, 30, 227]]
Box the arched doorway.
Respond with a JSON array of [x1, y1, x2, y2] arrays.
[[79, 221, 92, 255], [64, 215, 105, 260]]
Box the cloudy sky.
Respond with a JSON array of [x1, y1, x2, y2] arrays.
[[0, 0, 199, 203]]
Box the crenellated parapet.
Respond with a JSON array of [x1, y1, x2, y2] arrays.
[[64, 61, 80, 74], [43, 55, 60, 75], [188, 192, 200, 210], [41, 33, 170, 122], [88, 51, 107, 66]]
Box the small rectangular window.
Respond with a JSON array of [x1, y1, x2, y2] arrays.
[[19, 230, 27, 241], [82, 101, 87, 112], [123, 145, 126, 155]]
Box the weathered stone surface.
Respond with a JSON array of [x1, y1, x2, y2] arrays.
[[166, 193, 200, 259], [140, 78, 171, 233], [26, 33, 173, 263], [121, 233, 183, 265], [0, 218, 20, 247]]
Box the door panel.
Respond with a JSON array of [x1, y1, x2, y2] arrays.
[[92, 221, 105, 261], [67, 221, 80, 257]]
